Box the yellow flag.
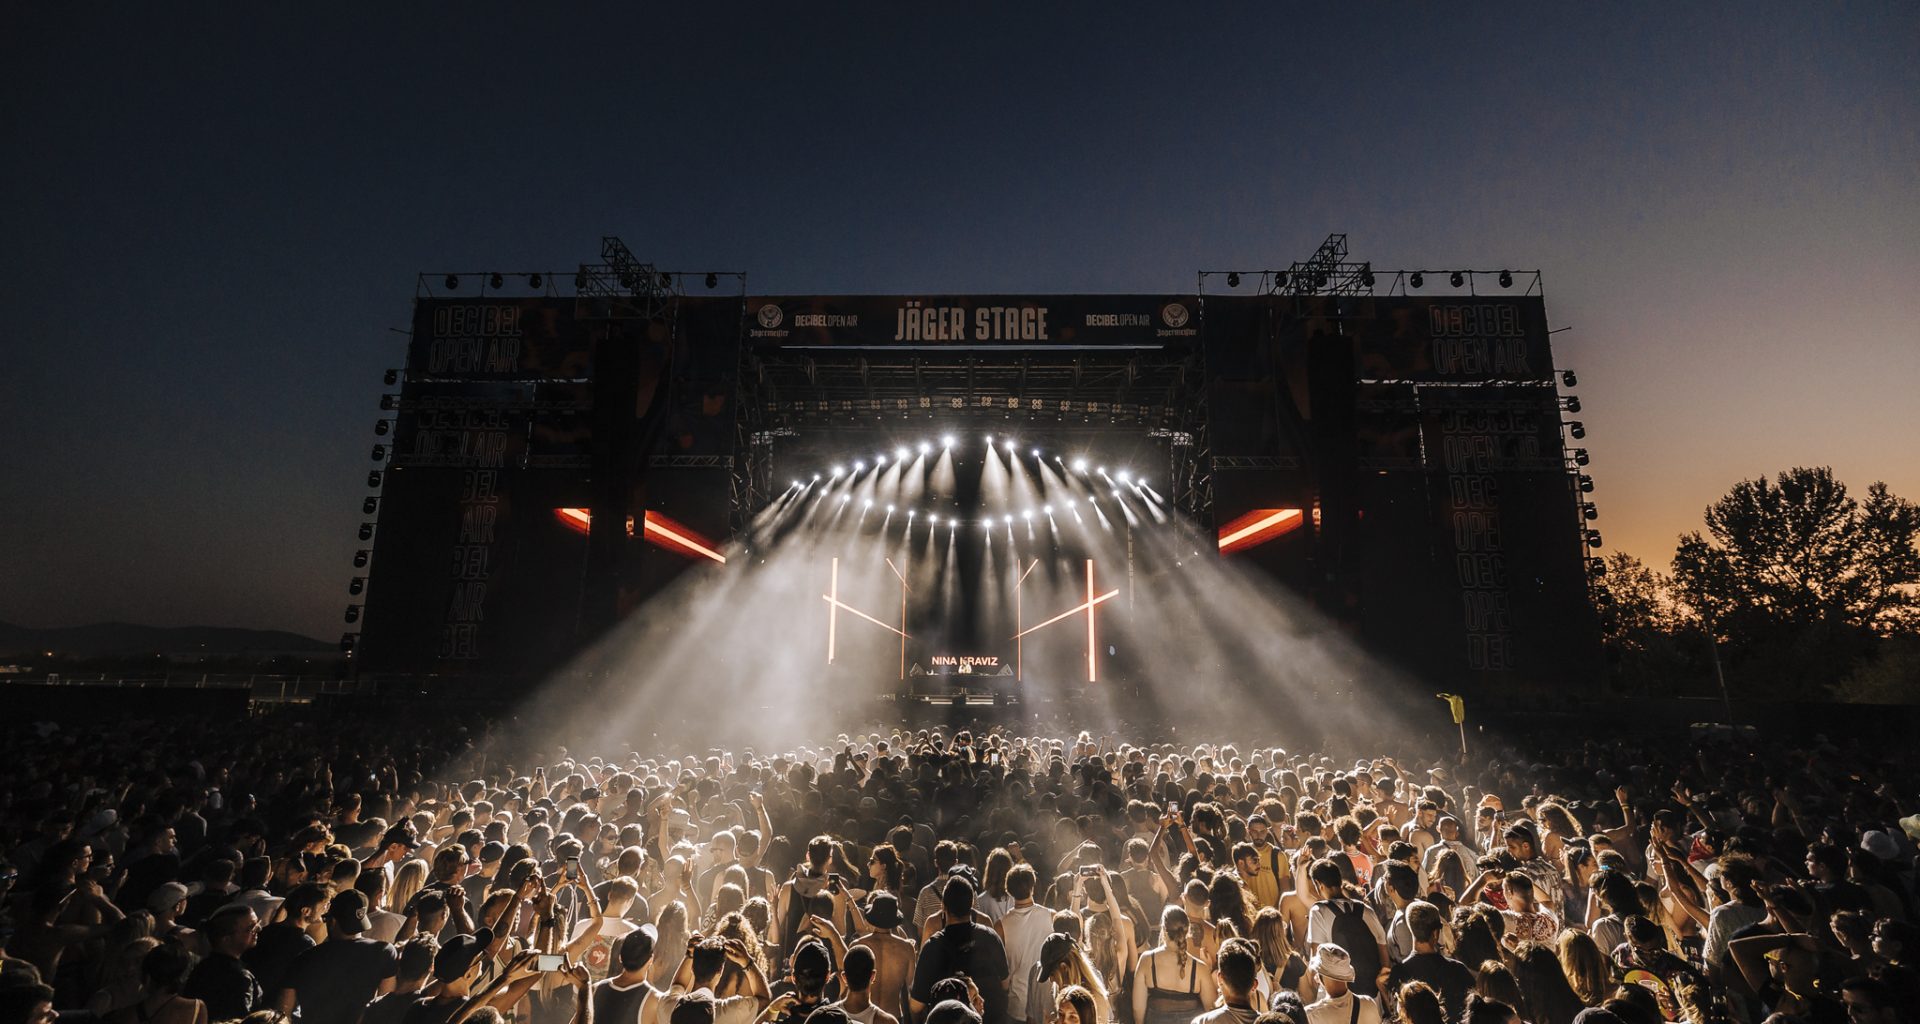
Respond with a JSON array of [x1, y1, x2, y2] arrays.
[[1436, 692, 1466, 725]]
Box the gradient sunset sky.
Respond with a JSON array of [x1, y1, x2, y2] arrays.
[[3, 4, 1915, 638]]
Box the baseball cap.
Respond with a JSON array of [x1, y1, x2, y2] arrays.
[[148, 882, 190, 913], [383, 823, 422, 850], [1309, 943, 1354, 982], [434, 927, 494, 981], [327, 889, 373, 934]]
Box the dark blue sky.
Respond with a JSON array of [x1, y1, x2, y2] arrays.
[[4, 4, 1915, 637]]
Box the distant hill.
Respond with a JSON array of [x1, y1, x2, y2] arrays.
[[0, 621, 333, 658]]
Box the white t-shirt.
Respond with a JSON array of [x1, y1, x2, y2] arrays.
[[1305, 900, 1387, 948], [657, 987, 758, 1024], [1000, 903, 1056, 1011], [1305, 991, 1381, 1024]]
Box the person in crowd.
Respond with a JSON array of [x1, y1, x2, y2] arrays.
[[1302, 944, 1380, 1024], [364, 938, 439, 1024], [1194, 938, 1262, 1024], [183, 904, 263, 1020], [277, 889, 399, 1024]]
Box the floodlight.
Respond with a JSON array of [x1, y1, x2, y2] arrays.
[[896, 447, 911, 461], [1022, 510, 1033, 519], [854, 460, 865, 471], [1450, 271, 1464, 287], [1226, 272, 1241, 288], [831, 465, 844, 476], [489, 273, 504, 290], [1073, 458, 1088, 472], [1043, 505, 1052, 515], [941, 435, 955, 447], [1409, 272, 1424, 289], [1498, 270, 1514, 288]]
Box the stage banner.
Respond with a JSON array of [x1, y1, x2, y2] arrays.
[[1352, 297, 1553, 382], [744, 295, 1199, 347], [408, 297, 590, 380]]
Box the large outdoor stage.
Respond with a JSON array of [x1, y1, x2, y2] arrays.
[[346, 236, 1602, 703]]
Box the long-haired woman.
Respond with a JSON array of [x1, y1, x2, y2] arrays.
[[1130, 907, 1215, 1024]]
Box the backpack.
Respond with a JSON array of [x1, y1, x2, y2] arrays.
[[1324, 898, 1383, 995]]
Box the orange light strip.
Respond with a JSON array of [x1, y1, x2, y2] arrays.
[[820, 594, 910, 637], [551, 507, 726, 564], [640, 514, 727, 564], [1217, 507, 1305, 554], [1011, 588, 1118, 639], [1086, 559, 1097, 683]]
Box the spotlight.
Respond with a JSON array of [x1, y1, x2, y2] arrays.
[[1569, 422, 1586, 439], [370, 445, 387, 461], [348, 577, 365, 596], [930, 515, 940, 524], [1275, 271, 1288, 288], [1030, 448, 1040, 458], [812, 472, 821, 481], [339, 634, 357, 653], [1409, 272, 1423, 289], [1582, 503, 1599, 520], [1359, 265, 1375, 287], [1498, 270, 1513, 288], [489, 273, 504, 290], [1586, 530, 1603, 548], [383, 369, 399, 386], [1096, 466, 1107, 475], [1117, 470, 1131, 483], [1565, 396, 1582, 413], [1226, 272, 1241, 288], [941, 435, 955, 447], [528, 273, 542, 288], [1579, 475, 1594, 493], [367, 470, 383, 488], [1043, 505, 1052, 515], [1073, 458, 1088, 472], [1573, 449, 1590, 466], [864, 499, 873, 508], [831, 465, 844, 476], [380, 395, 397, 410], [1562, 370, 1578, 388], [791, 480, 802, 488], [1003, 439, 1015, 451], [362, 496, 378, 515], [841, 495, 849, 503], [1588, 557, 1607, 576], [574, 271, 588, 290], [374, 419, 390, 436], [705, 272, 718, 290], [896, 447, 911, 461], [985, 434, 994, 444], [887, 504, 895, 513], [1449, 271, 1464, 288], [1022, 510, 1033, 519], [357, 522, 374, 540], [345, 605, 361, 624], [918, 441, 932, 454], [353, 549, 370, 568], [875, 453, 887, 465], [1313, 271, 1329, 288], [444, 274, 459, 290], [854, 460, 865, 471], [1003, 514, 1012, 524]]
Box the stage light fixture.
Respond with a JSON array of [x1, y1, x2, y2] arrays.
[[1096, 466, 1107, 475], [1073, 458, 1088, 472], [353, 549, 369, 568], [362, 496, 378, 515], [344, 605, 361, 624], [1565, 396, 1582, 413], [896, 447, 911, 461], [1586, 530, 1603, 548], [1573, 449, 1590, 466], [1449, 271, 1464, 287], [658, 272, 672, 288], [1562, 370, 1578, 388], [380, 394, 397, 410], [791, 479, 802, 488], [704, 272, 718, 290], [383, 369, 399, 386], [1589, 557, 1607, 575], [875, 453, 887, 465], [1579, 475, 1594, 493], [1022, 509, 1033, 519], [1226, 272, 1241, 288], [812, 472, 821, 481], [864, 499, 873, 508], [367, 470, 383, 488], [528, 273, 542, 288], [1498, 270, 1514, 288], [358, 522, 374, 540], [930, 515, 939, 524], [1043, 505, 1052, 515], [339, 634, 357, 653], [1004, 439, 1016, 451], [370, 445, 387, 461], [348, 577, 365, 596], [831, 465, 844, 476], [1409, 272, 1423, 289], [841, 495, 849, 503], [1360, 268, 1375, 287], [1003, 514, 1012, 524], [1117, 470, 1132, 483], [941, 435, 955, 447], [444, 274, 459, 290], [854, 460, 865, 471], [1030, 447, 1040, 458], [886, 504, 895, 513], [1569, 422, 1586, 439], [489, 273, 504, 290], [1582, 503, 1599, 520], [575, 271, 588, 290], [1314, 271, 1329, 288], [918, 441, 932, 454], [374, 419, 390, 436]]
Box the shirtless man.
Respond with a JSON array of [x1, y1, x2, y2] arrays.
[[849, 893, 917, 1021]]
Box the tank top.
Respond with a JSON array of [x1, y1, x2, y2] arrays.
[[1142, 953, 1204, 1024]]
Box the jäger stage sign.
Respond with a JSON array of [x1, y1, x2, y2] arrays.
[[746, 295, 1199, 347]]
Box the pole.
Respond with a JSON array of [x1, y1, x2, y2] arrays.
[[1705, 620, 1734, 728], [1458, 720, 1468, 759]]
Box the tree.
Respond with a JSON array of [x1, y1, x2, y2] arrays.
[[1670, 467, 1920, 698], [1591, 553, 1706, 695]]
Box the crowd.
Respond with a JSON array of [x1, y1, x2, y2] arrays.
[[2, 715, 1917, 1024]]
